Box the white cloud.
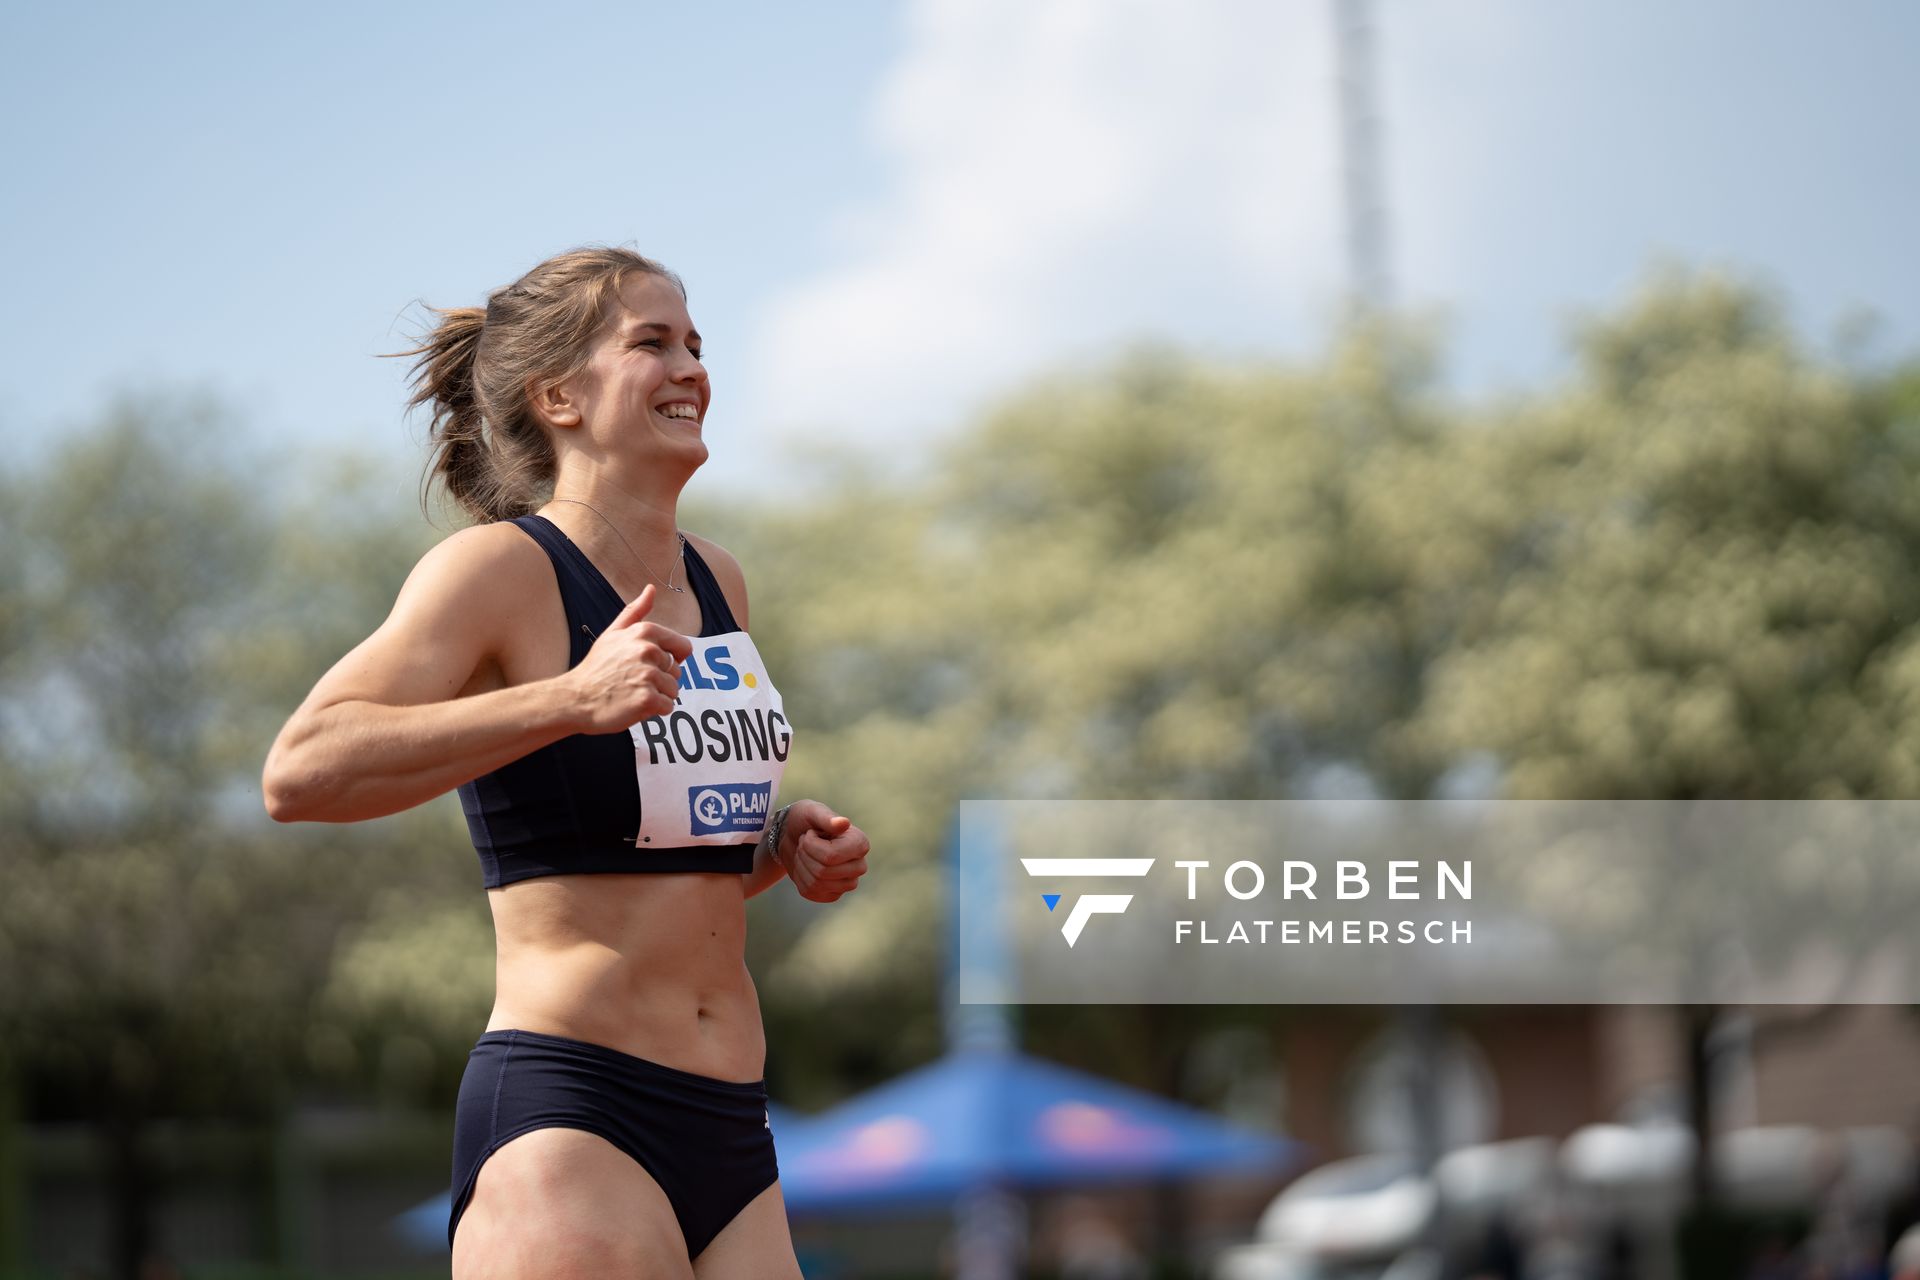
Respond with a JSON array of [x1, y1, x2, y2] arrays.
[[739, 0, 1349, 467]]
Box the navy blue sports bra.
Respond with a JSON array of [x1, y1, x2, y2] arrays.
[[457, 515, 791, 888]]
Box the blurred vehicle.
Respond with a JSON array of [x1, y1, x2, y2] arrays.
[[1212, 1154, 1435, 1279]]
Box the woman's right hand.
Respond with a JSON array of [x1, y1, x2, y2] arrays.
[[562, 584, 695, 734]]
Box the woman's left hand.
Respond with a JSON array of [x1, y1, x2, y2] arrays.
[[775, 800, 870, 903]]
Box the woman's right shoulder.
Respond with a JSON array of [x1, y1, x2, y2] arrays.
[[392, 518, 552, 620], [288, 518, 556, 720], [436, 516, 535, 554], [422, 517, 546, 573]]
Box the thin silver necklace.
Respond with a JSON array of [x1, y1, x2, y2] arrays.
[[546, 497, 686, 593]]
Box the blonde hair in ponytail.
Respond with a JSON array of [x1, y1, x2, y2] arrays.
[[387, 246, 686, 525]]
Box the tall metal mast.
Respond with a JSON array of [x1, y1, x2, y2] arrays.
[[1334, 0, 1392, 318]]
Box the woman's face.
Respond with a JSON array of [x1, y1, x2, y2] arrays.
[[553, 271, 711, 470]]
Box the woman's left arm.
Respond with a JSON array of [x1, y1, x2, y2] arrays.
[[747, 799, 869, 902], [744, 812, 789, 899], [691, 536, 870, 903]]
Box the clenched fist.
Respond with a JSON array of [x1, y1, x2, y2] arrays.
[[560, 584, 695, 733], [772, 800, 871, 903]]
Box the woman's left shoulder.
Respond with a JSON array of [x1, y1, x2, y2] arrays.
[[682, 530, 749, 626]]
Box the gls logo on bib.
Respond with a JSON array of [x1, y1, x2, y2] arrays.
[[675, 645, 745, 691]]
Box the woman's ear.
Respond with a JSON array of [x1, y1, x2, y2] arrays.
[[527, 375, 583, 431]]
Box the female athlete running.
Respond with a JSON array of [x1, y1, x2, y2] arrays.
[[262, 246, 870, 1278]]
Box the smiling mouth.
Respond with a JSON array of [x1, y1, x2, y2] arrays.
[[655, 404, 701, 425]]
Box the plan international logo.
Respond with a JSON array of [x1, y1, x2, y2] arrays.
[[1020, 858, 1156, 947]]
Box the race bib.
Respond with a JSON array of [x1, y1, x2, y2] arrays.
[[627, 631, 790, 849]]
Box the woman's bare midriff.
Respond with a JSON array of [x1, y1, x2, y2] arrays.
[[482, 870, 767, 1083]]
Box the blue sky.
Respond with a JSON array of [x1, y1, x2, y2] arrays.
[[3, 1, 1915, 499]]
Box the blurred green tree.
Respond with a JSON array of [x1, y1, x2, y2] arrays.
[[0, 396, 472, 1276], [1413, 266, 1920, 799]]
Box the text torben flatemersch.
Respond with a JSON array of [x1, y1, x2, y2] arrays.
[[1171, 859, 1473, 946]]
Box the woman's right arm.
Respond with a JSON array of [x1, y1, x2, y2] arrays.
[[264, 522, 691, 825]]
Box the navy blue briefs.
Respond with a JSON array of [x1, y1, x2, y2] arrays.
[[449, 1027, 780, 1258]]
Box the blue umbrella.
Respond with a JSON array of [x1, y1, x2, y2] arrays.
[[776, 1045, 1302, 1215], [392, 1194, 450, 1254], [392, 1102, 810, 1253]]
